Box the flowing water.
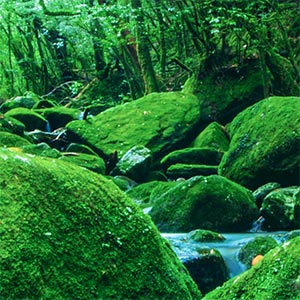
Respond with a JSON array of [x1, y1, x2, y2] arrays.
[[162, 231, 288, 277]]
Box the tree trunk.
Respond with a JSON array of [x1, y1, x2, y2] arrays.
[[131, 0, 159, 94]]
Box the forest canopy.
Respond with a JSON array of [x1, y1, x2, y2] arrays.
[[0, 0, 299, 106]]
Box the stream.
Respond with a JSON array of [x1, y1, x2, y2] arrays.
[[162, 231, 288, 278]]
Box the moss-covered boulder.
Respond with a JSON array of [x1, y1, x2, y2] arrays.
[[110, 175, 138, 192], [36, 107, 81, 130], [0, 148, 202, 300], [238, 236, 278, 269], [219, 96, 300, 190], [0, 114, 25, 135], [126, 180, 177, 209], [186, 229, 225, 243], [5, 107, 48, 131], [59, 152, 106, 174], [190, 122, 229, 151], [166, 164, 218, 179], [66, 143, 98, 156], [0, 132, 31, 147], [260, 187, 300, 231], [203, 237, 300, 300], [21, 142, 61, 158], [253, 182, 281, 208], [110, 145, 152, 182], [160, 147, 223, 169], [0, 94, 39, 113], [32, 99, 58, 109], [66, 92, 201, 162], [184, 248, 229, 295], [149, 175, 258, 232]]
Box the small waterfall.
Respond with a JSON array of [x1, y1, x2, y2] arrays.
[[45, 121, 51, 133]]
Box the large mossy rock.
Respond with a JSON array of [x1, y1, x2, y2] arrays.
[[5, 107, 48, 131], [66, 92, 201, 161], [0, 132, 31, 147], [190, 122, 229, 151], [0, 114, 25, 135], [149, 175, 258, 232], [0, 94, 39, 113], [160, 147, 223, 169], [0, 148, 202, 300], [203, 237, 300, 300], [219, 96, 300, 190], [260, 187, 300, 231]]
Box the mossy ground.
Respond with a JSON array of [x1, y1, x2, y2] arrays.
[[0, 148, 202, 300]]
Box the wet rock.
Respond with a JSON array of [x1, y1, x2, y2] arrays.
[[253, 182, 281, 208], [0, 148, 202, 300], [238, 236, 278, 269], [219, 96, 300, 189], [110, 145, 152, 182], [184, 248, 229, 294], [260, 186, 300, 231], [149, 175, 258, 232], [186, 229, 225, 243]]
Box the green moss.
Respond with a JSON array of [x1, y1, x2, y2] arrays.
[[0, 148, 202, 300], [160, 147, 223, 169], [186, 229, 225, 242], [0, 95, 39, 113], [66, 92, 201, 161], [166, 163, 218, 179], [0, 132, 31, 147], [203, 237, 300, 300], [66, 143, 98, 156], [0, 114, 25, 135], [149, 175, 258, 232], [260, 187, 300, 231], [36, 107, 81, 130], [219, 96, 300, 189], [59, 153, 106, 174], [190, 122, 229, 152], [183, 61, 264, 123], [5, 107, 47, 131], [238, 236, 278, 268], [22, 143, 62, 158]]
